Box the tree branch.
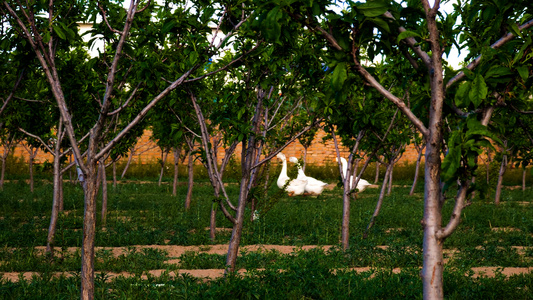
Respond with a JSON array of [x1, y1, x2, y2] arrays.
[[18, 127, 53, 154], [98, 1, 122, 34], [107, 82, 141, 116], [351, 57, 429, 137], [436, 181, 468, 239], [254, 117, 323, 169], [446, 18, 533, 89], [218, 201, 236, 225], [383, 11, 432, 70], [0, 69, 25, 116], [184, 42, 262, 84]]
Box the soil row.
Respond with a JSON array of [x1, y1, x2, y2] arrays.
[[3, 267, 533, 283], [2, 244, 532, 283]]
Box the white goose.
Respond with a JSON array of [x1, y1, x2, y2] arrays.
[[289, 157, 328, 195], [276, 153, 307, 196], [336, 157, 371, 192]]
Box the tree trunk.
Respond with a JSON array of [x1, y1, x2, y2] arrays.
[[209, 202, 218, 241], [172, 146, 180, 196], [409, 147, 424, 195], [209, 171, 222, 242], [185, 150, 194, 210], [112, 161, 117, 189], [364, 162, 393, 238], [523, 169, 526, 191], [0, 155, 5, 190], [100, 159, 108, 225], [494, 154, 507, 205], [80, 162, 99, 300], [374, 161, 380, 184], [340, 173, 351, 250], [0, 141, 12, 190], [69, 155, 75, 185], [387, 162, 394, 195], [485, 148, 492, 184], [59, 171, 64, 212], [421, 137, 445, 299], [158, 148, 169, 186], [28, 147, 38, 193], [225, 184, 247, 272], [121, 148, 135, 179], [46, 146, 63, 256], [225, 147, 252, 273]]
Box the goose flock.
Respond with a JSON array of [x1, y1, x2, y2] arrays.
[[276, 153, 371, 196]]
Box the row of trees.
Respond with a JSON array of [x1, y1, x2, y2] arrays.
[[2, 0, 533, 299]]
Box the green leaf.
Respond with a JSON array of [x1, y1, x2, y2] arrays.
[[263, 7, 283, 42], [454, 82, 470, 108], [357, 1, 389, 17], [162, 20, 176, 34], [189, 51, 198, 65], [484, 66, 513, 79], [508, 21, 523, 38], [331, 62, 347, 91], [43, 31, 51, 43], [396, 30, 422, 44], [53, 25, 66, 40], [468, 75, 487, 108], [201, 7, 215, 24], [517, 66, 529, 81], [368, 17, 390, 33], [442, 146, 461, 182]]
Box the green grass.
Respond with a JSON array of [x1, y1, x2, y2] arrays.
[[1, 266, 532, 299], [1, 169, 533, 299]]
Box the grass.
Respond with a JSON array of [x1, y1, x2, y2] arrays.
[[1, 161, 533, 299]]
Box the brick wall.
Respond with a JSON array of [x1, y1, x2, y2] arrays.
[[3, 129, 425, 166]]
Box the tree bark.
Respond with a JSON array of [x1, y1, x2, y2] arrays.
[[59, 171, 64, 212], [121, 148, 135, 179], [185, 150, 194, 210], [172, 146, 180, 196], [523, 169, 526, 191], [486, 148, 492, 184], [420, 3, 447, 297], [364, 162, 393, 238], [225, 133, 257, 273], [46, 143, 63, 256], [494, 153, 508, 205], [332, 130, 365, 250], [409, 146, 425, 195], [112, 161, 117, 189], [80, 162, 99, 300], [158, 147, 169, 186], [210, 202, 218, 241], [340, 171, 351, 250], [0, 137, 14, 190], [374, 161, 380, 184], [387, 162, 394, 195], [225, 175, 248, 272], [421, 139, 445, 300], [100, 159, 108, 225], [26, 146, 38, 193]]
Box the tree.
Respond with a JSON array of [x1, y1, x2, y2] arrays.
[[179, 19, 327, 270], [259, 0, 533, 298], [2, 1, 252, 298]]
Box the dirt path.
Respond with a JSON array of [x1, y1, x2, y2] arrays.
[[4, 267, 532, 283]]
